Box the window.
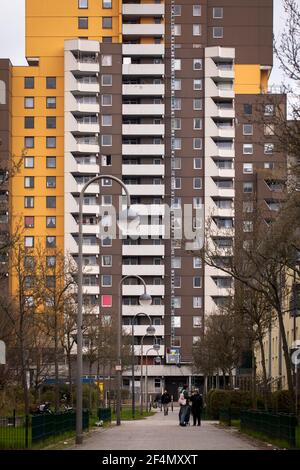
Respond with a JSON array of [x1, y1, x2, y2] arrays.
[[102, 275, 112, 287], [46, 117, 56, 129], [46, 97, 56, 108], [173, 157, 181, 169], [243, 182, 253, 193], [46, 157, 56, 168], [193, 197, 202, 208], [101, 237, 112, 247], [46, 176, 56, 188], [102, 94, 112, 106], [243, 221, 253, 233], [243, 163, 253, 174], [264, 124, 275, 136], [25, 236, 34, 248], [46, 256, 56, 268], [193, 276, 202, 288], [102, 115, 112, 126], [173, 98, 181, 110], [244, 104, 252, 115], [102, 177, 112, 187], [25, 137, 34, 149], [243, 124, 253, 135], [46, 216, 56, 228], [173, 138, 181, 150], [174, 79, 181, 90], [173, 316, 181, 328], [24, 77, 34, 89], [102, 17, 112, 28], [174, 59, 181, 70], [193, 118, 202, 129], [193, 59, 202, 70], [103, 0, 112, 7], [193, 138, 202, 149], [243, 201, 253, 213], [102, 55, 112, 66], [193, 316, 202, 328], [25, 117, 34, 129], [46, 137, 56, 148], [193, 24, 201, 36], [46, 236, 56, 248], [102, 295, 112, 307], [193, 79, 202, 90], [193, 177, 202, 189], [46, 196, 56, 208], [193, 158, 202, 169], [24, 196, 34, 208], [213, 7, 223, 18], [24, 157, 34, 168], [213, 27, 223, 38], [264, 162, 275, 170], [193, 336, 201, 344], [24, 176, 34, 188], [193, 99, 202, 110], [102, 36, 112, 43], [24, 216, 34, 228], [24, 256, 34, 268], [172, 257, 181, 269], [174, 178, 181, 189], [24, 97, 34, 108], [102, 74, 112, 86], [78, 17, 88, 29], [101, 135, 112, 146], [243, 143, 253, 155], [174, 24, 181, 36], [78, 0, 88, 7], [46, 276, 56, 288], [102, 255, 112, 266], [174, 5, 181, 15], [174, 297, 181, 309], [172, 118, 181, 130], [193, 5, 201, 16], [264, 104, 274, 116], [193, 257, 202, 268], [193, 296, 202, 308], [264, 143, 274, 155], [174, 276, 181, 288], [101, 155, 112, 166], [46, 77, 56, 89]]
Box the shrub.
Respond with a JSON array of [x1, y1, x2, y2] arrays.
[[271, 390, 294, 413], [208, 390, 231, 419]]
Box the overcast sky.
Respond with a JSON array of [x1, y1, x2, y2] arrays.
[[0, 0, 298, 86]]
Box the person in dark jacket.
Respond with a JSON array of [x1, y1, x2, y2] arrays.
[[161, 390, 171, 415], [190, 389, 203, 426]]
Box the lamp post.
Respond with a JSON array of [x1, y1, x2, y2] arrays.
[[117, 276, 152, 425], [140, 330, 156, 415], [76, 174, 136, 445], [131, 311, 153, 419], [145, 344, 160, 412]]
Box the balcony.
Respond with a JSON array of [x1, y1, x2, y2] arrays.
[[125, 224, 165, 237], [122, 44, 164, 56], [122, 84, 164, 96], [124, 184, 165, 196], [122, 4, 164, 16], [122, 285, 165, 297], [122, 265, 165, 276], [122, 104, 164, 116], [122, 24, 164, 37], [82, 285, 100, 295], [122, 63, 164, 76], [65, 39, 100, 53], [122, 144, 164, 155], [206, 78, 234, 99], [205, 138, 234, 158], [205, 119, 235, 139], [122, 124, 164, 136], [205, 58, 234, 79], [122, 304, 164, 316], [205, 98, 235, 119], [122, 164, 165, 176], [123, 325, 165, 337], [122, 244, 165, 257], [133, 345, 165, 356]]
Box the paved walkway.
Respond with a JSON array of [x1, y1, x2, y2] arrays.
[[73, 410, 265, 450]]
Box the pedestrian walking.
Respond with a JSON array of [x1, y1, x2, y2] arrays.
[[190, 389, 203, 426], [161, 390, 171, 416], [178, 384, 190, 426]]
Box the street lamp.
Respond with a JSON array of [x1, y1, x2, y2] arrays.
[[130, 311, 153, 419], [140, 332, 157, 414], [76, 174, 136, 445], [117, 275, 152, 426], [145, 344, 160, 412]]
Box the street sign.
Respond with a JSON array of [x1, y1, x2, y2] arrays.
[[115, 365, 122, 371], [0, 341, 5, 365], [290, 348, 300, 369]]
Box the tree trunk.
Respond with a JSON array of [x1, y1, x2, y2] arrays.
[[277, 304, 295, 409], [258, 334, 270, 410], [54, 316, 59, 412], [89, 361, 93, 411], [67, 350, 73, 406], [251, 347, 257, 410]]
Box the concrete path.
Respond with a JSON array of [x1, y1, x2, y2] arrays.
[[73, 409, 265, 450]]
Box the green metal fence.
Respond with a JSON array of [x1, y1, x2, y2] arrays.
[[97, 407, 111, 423], [240, 410, 298, 447], [0, 415, 30, 449], [32, 410, 89, 444], [219, 407, 241, 426]]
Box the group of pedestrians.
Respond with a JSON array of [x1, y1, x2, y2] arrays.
[[159, 385, 203, 427]]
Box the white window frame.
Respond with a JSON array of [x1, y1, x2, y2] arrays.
[[213, 27, 224, 38], [102, 115, 112, 126], [193, 24, 201, 36], [193, 5, 201, 16], [193, 177, 202, 189], [193, 59, 202, 70], [243, 143, 253, 155], [243, 163, 253, 174], [193, 158, 202, 169], [243, 124, 253, 136], [193, 79, 202, 90], [101, 135, 112, 146], [213, 7, 224, 19]]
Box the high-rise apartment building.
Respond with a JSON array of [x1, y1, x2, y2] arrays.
[[1, 0, 287, 397]]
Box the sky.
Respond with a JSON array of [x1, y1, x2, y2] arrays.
[[0, 0, 298, 86]]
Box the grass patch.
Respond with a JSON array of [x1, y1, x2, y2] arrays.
[[0, 425, 30, 450], [112, 408, 155, 421]]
